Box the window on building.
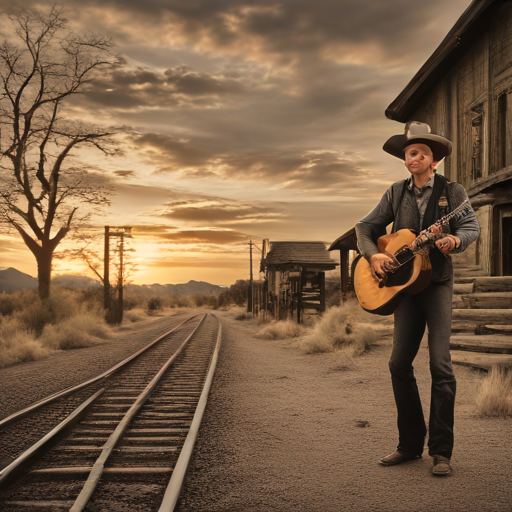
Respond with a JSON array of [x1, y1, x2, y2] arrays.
[[471, 105, 484, 180]]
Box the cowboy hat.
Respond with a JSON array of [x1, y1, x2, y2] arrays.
[[383, 121, 452, 161]]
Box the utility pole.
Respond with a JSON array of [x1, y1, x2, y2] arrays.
[[118, 233, 124, 323], [248, 237, 254, 313], [103, 226, 133, 324], [104, 226, 110, 310]]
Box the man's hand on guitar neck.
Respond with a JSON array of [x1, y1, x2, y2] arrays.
[[370, 253, 398, 281]]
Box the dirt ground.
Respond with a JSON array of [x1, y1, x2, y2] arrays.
[[176, 310, 512, 512], [1, 308, 511, 511]]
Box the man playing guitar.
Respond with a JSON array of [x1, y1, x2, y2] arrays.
[[355, 122, 479, 475]]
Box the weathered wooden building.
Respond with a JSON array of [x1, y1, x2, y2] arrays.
[[260, 241, 338, 323], [386, 0, 512, 276], [328, 227, 358, 299]]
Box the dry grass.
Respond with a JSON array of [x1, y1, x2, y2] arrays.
[[39, 312, 111, 350], [0, 288, 114, 367], [297, 304, 377, 355], [256, 320, 306, 340], [0, 316, 54, 367], [123, 309, 147, 323], [475, 366, 512, 417]]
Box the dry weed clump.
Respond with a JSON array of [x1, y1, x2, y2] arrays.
[[0, 288, 113, 367], [298, 305, 377, 355], [475, 366, 512, 417], [39, 312, 111, 350], [257, 320, 306, 340], [0, 316, 54, 367], [123, 309, 147, 323]]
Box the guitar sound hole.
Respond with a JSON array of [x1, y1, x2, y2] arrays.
[[385, 260, 414, 287]]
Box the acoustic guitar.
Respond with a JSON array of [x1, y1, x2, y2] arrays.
[[354, 200, 472, 316]]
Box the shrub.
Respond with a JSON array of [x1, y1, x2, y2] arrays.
[[17, 288, 80, 336], [173, 295, 196, 308], [235, 311, 253, 321], [257, 320, 306, 340], [298, 305, 377, 354], [0, 316, 54, 367], [39, 312, 111, 350], [475, 366, 512, 417], [147, 296, 164, 311], [123, 309, 146, 323]]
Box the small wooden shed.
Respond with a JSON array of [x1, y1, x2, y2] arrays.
[[261, 241, 338, 323], [328, 227, 359, 300]]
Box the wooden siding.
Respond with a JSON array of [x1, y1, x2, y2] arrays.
[[398, 3, 512, 275]]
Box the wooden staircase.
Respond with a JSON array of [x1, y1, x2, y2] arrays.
[[450, 266, 512, 371]]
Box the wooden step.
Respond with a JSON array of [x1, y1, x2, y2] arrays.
[[450, 335, 512, 354], [484, 325, 512, 335], [474, 276, 512, 292], [460, 292, 512, 309], [451, 320, 478, 333], [454, 277, 476, 284], [452, 295, 469, 309], [452, 309, 512, 324], [453, 283, 474, 294], [453, 267, 487, 278], [451, 350, 512, 371]]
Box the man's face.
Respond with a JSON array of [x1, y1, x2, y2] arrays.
[[404, 143, 438, 177]]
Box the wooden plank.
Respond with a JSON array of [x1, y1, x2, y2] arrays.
[[461, 292, 512, 309], [474, 276, 512, 292], [31, 467, 174, 475], [450, 334, 512, 354], [484, 324, 512, 334], [451, 350, 512, 371], [453, 283, 474, 294], [452, 309, 512, 324]]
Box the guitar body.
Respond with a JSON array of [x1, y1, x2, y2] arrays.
[[354, 229, 432, 316]]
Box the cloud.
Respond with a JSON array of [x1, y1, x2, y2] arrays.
[[146, 258, 247, 269], [160, 229, 247, 244], [132, 131, 374, 191], [20, 0, 471, 68], [131, 224, 247, 244], [113, 170, 136, 177], [82, 64, 247, 110], [158, 198, 286, 227]]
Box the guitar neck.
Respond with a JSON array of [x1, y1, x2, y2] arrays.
[[421, 199, 472, 235]]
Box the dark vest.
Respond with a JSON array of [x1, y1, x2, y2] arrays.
[[393, 173, 453, 282]]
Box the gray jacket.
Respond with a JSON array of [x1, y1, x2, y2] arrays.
[[355, 176, 480, 282]]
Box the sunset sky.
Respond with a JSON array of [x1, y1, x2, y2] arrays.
[[0, 0, 473, 286]]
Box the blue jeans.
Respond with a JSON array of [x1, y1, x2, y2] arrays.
[[389, 279, 456, 458]]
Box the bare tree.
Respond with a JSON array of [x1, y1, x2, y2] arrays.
[[0, 6, 117, 299]]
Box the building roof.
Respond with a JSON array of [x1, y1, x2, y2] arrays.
[[328, 227, 358, 252], [386, 0, 498, 122], [262, 241, 338, 270]]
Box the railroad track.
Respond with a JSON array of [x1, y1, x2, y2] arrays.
[[0, 312, 222, 511]]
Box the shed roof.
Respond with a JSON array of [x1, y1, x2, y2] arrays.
[[262, 241, 338, 269], [386, 0, 498, 122], [329, 227, 358, 252]]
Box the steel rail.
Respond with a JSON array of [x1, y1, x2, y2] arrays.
[[159, 314, 223, 511], [69, 313, 208, 512], [0, 314, 197, 430], [0, 388, 105, 487]]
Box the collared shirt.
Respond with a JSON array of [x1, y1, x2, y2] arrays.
[[408, 174, 435, 227]]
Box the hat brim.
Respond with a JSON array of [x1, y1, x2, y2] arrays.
[[383, 133, 452, 161]]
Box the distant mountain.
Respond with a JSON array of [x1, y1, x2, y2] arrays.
[[0, 268, 226, 296], [127, 280, 226, 297], [0, 268, 38, 292]]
